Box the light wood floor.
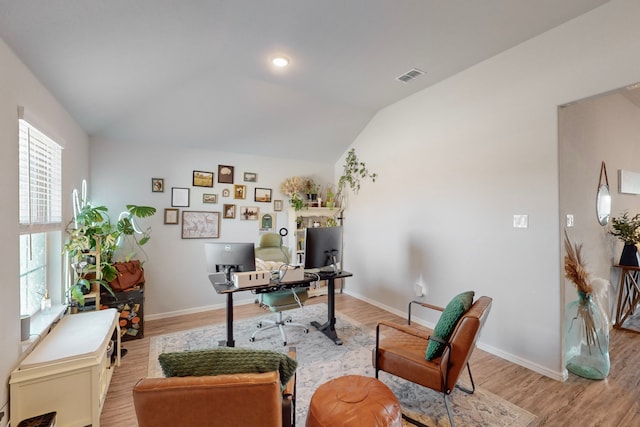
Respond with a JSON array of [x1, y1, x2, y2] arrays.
[[101, 294, 640, 426]]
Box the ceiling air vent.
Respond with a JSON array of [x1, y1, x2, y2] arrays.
[[395, 68, 425, 83]]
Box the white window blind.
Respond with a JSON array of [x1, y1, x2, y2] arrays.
[[19, 118, 62, 233]]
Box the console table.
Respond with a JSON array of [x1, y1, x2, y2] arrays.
[[613, 264, 640, 333], [10, 309, 121, 427]]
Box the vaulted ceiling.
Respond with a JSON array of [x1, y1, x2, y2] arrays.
[[0, 0, 609, 162]]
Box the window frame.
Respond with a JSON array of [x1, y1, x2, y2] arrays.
[[18, 118, 63, 316]]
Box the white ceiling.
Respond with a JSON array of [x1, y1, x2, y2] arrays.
[[0, 0, 609, 162]]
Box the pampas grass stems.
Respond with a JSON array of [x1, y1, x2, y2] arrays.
[[564, 230, 601, 353]]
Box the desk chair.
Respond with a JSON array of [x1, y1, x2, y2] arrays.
[[253, 233, 309, 346]]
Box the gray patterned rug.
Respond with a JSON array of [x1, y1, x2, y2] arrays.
[[148, 304, 536, 426]]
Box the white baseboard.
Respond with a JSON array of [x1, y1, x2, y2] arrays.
[[342, 289, 566, 382]]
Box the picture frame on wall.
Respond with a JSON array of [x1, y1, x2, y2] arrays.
[[203, 193, 217, 204], [193, 170, 214, 187], [222, 188, 230, 197], [152, 178, 164, 193], [223, 204, 236, 219], [164, 208, 179, 224], [181, 211, 220, 239], [171, 187, 190, 207], [243, 172, 257, 182], [254, 187, 272, 203], [234, 184, 246, 199], [273, 200, 283, 211], [218, 165, 234, 184], [260, 213, 274, 231], [240, 206, 259, 220]]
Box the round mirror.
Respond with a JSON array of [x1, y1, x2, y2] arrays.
[[596, 184, 611, 226]]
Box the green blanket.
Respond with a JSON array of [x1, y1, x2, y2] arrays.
[[158, 347, 297, 386]]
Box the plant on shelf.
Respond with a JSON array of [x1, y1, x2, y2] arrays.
[[609, 211, 640, 266], [280, 176, 305, 211], [303, 178, 321, 201], [609, 211, 640, 244], [64, 202, 156, 305], [336, 148, 378, 203], [325, 185, 336, 209]]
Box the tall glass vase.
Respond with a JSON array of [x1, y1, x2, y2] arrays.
[[564, 291, 610, 380]]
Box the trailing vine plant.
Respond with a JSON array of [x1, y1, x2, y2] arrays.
[[337, 148, 378, 197]]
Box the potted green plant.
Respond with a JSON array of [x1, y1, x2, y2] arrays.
[[304, 178, 321, 201], [64, 202, 156, 305], [325, 185, 336, 209], [609, 211, 640, 266], [336, 148, 378, 205]]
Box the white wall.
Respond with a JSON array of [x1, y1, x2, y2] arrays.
[[89, 138, 333, 318], [0, 39, 89, 413], [338, 0, 640, 379]]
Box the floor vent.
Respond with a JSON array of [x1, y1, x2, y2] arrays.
[[396, 68, 425, 83]]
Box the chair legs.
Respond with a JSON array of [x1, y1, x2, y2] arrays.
[[250, 311, 309, 346], [455, 363, 476, 395], [379, 362, 476, 427]]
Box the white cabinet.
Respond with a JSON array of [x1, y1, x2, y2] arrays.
[[10, 309, 120, 427]]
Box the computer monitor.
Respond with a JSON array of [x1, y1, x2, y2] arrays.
[[304, 226, 343, 273], [204, 242, 256, 282]]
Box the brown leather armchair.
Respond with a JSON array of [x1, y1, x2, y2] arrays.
[[374, 296, 492, 427], [133, 348, 297, 427]]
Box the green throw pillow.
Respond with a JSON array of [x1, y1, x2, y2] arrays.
[[158, 347, 297, 387], [425, 291, 475, 360]]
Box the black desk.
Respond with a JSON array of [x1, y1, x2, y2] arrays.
[[212, 271, 352, 347]]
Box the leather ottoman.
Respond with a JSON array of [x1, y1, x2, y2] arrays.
[[306, 375, 402, 427]]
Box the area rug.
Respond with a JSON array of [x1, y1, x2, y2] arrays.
[[148, 304, 536, 426]]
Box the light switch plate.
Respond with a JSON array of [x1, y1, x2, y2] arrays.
[[513, 214, 528, 228], [566, 214, 574, 227]]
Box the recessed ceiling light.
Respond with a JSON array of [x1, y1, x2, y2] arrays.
[[271, 56, 290, 68]]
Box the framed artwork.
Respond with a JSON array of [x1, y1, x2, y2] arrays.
[[193, 170, 214, 187], [181, 211, 220, 239], [218, 165, 234, 184], [164, 208, 179, 224], [240, 206, 259, 220], [234, 184, 246, 199], [254, 187, 272, 203], [171, 187, 190, 207], [260, 213, 274, 231], [273, 200, 283, 212], [203, 193, 217, 204], [222, 188, 230, 197], [223, 204, 236, 219], [152, 178, 164, 193], [243, 172, 257, 182]]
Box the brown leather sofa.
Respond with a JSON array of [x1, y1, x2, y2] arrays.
[[133, 349, 296, 427]]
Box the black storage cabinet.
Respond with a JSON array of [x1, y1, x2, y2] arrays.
[[101, 287, 144, 341]]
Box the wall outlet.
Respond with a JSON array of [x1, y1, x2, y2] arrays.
[[414, 283, 424, 297]]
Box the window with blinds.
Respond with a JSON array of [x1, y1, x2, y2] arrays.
[[19, 118, 63, 316], [19, 119, 62, 231]]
